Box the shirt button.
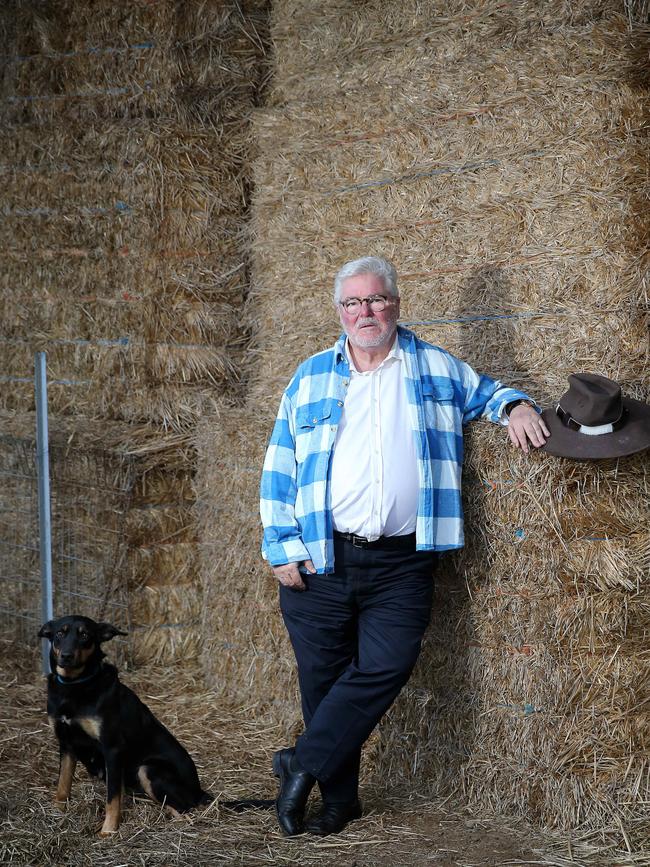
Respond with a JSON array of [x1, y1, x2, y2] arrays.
[[337, 401, 343, 407]]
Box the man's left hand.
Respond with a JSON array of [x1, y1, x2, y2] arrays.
[[507, 404, 550, 453]]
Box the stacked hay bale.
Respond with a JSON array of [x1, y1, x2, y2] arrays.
[[198, 0, 649, 844], [0, 0, 267, 659], [381, 431, 649, 840]]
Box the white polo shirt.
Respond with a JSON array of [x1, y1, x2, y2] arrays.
[[330, 336, 419, 540]]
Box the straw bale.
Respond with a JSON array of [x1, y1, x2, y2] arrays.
[[130, 623, 203, 665], [1, 0, 269, 660], [1, 1, 174, 125], [127, 485, 201, 661], [0, 0, 265, 431], [190, 0, 650, 845], [131, 465, 196, 505], [195, 405, 301, 722], [245, 1, 648, 401], [378, 423, 649, 834], [129, 584, 202, 631], [130, 541, 199, 588], [126, 505, 196, 548]]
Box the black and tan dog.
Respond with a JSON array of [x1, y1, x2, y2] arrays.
[[39, 615, 212, 835]]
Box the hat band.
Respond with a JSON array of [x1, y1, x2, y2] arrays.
[[556, 404, 626, 436]]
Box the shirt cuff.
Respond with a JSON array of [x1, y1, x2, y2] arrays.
[[264, 537, 310, 567]]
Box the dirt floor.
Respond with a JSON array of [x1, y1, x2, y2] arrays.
[[1, 644, 644, 867]]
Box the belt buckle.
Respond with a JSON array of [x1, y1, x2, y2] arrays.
[[350, 533, 368, 548]]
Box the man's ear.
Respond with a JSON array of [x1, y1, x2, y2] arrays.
[[96, 622, 128, 643], [38, 621, 55, 640]]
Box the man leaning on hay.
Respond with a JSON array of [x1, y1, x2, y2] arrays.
[[260, 256, 549, 836]]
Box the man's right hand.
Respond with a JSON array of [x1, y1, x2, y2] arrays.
[[271, 560, 316, 590]]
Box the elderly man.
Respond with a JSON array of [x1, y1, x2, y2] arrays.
[[260, 256, 549, 837]]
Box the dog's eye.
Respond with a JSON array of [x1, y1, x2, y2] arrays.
[[79, 631, 88, 640]]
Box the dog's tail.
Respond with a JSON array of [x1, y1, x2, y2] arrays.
[[222, 797, 275, 812], [199, 790, 215, 806], [197, 791, 274, 811]]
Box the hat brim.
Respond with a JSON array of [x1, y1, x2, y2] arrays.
[[539, 397, 650, 459]]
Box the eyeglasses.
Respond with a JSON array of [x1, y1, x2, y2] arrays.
[[338, 294, 390, 314]]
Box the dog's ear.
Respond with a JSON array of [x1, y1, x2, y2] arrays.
[[38, 621, 55, 640], [95, 622, 128, 643]]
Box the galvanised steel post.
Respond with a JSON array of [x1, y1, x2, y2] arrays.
[[35, 352, 53, 675]]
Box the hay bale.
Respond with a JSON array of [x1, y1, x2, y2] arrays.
[[195, 405, 301, 724], [379, 424, 649, 842], [0, 0, 269, 654], [0, 411, 134, 656], [194, 0, 649, 848], [125, 461, 202, 661]]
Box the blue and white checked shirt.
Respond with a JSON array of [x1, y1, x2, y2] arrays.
[[260, 326, 535, 573]]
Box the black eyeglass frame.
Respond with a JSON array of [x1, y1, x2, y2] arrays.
[[337, 294, 392, 313]]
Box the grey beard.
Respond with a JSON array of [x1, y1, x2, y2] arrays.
[[347, 319, 395, 348]]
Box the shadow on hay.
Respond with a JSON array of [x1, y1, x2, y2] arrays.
[[438, 266, 524, 788], [374, 266, 526, 794]]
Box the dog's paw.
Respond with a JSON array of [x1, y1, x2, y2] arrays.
[[53, 797, 68, 811]]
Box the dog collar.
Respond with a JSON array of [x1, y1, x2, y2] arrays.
[[55, 665, 102, 685]]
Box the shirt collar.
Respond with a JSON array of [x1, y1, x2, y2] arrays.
[[335, 325, 412, 366], [344, 331, 401, 373]]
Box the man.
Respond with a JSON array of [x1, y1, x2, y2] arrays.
[[260, 256, 549, 837]]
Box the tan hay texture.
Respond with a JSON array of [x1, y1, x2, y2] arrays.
[[195, 406, 301, 718], [0, 0, 268, 659], [0, 0, 259, 426], [197, 0, 649, 848], [6, 648, 631, 867], [381, 428, 649, 843], [0, 412, 134, 661]]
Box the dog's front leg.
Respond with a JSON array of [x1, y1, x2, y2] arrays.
[[55, 750, 77, 804], [99, 749, 123, 836]]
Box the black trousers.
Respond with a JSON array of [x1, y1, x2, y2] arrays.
[[280, 533, 435, 804]]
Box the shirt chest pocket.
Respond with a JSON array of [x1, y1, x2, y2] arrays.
[[295, 404, 336, 462], [422, 383, 457, 432]]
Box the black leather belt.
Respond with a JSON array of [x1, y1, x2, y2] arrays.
[[333, 530, 417, 550]]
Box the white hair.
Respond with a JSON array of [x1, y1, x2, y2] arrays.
[[333, 256, 399, 303]]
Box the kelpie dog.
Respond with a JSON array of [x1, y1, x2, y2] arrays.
[[39, 615, 212, 835]]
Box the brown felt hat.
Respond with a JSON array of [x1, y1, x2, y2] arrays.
[[540, 373, 650, 459]]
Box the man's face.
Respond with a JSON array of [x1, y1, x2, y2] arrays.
[[338, 273, 400, 351]]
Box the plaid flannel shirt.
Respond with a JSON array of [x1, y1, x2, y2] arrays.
[[260, 325, 535, 573]]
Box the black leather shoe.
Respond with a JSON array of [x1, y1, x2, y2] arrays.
[[272, 748, 315, 836], [305, 799, 362, 836]]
